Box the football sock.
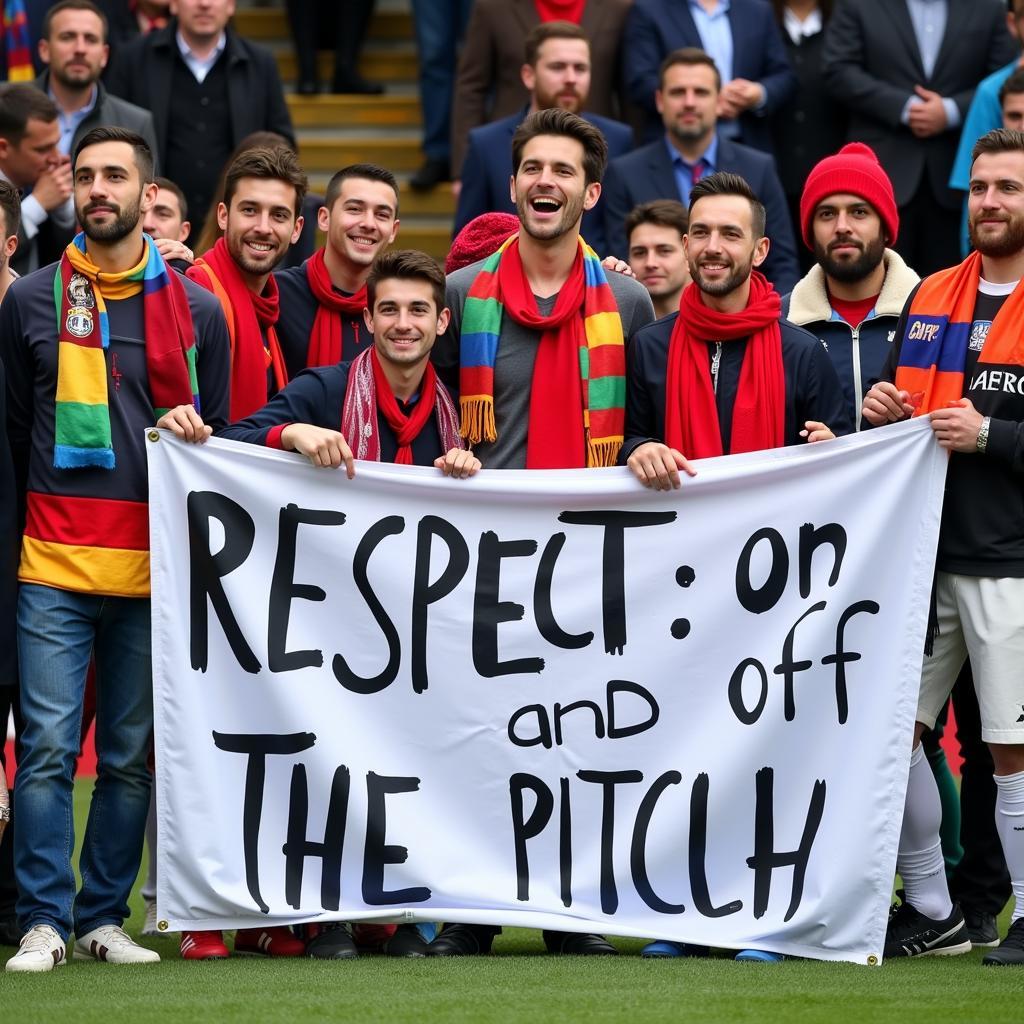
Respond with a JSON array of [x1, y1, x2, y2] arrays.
[[993, 770, 1024, 924], [897, 743, 954, 920]]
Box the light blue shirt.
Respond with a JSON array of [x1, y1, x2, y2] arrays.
[[900, 0, 960, 131], [176, 30, 227, 84], [51, 85, 98, 157], [688, 0, 740, 139], [666, 133, 719, 205]]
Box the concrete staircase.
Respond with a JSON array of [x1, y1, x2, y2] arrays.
[[234, 0, 454, 261]]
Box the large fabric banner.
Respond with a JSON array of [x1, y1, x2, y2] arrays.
[[148, 418, 946, 964]]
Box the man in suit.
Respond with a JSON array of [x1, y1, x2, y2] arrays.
[[624, 0, 796, 153], [603, 48, 799, 293], [454, 21, 632, 258], [450, 0, 630, 180], [823, 0, 1016, 277], [106, 0, 294, 244]]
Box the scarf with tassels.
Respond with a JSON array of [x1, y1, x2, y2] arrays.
[[304, 247, 368, 366], [3, 0, 33, 81], [53, 233, 198, 469], [896, 250, 1024, 415], [458, 234, 625, 468], [665, 273, 785, 458], [188, 237, 287, 421], [341, 347, 462, 463]]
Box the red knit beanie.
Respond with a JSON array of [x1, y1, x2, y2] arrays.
[[445, 212, 520, 274], [799, 143, 898, 250]]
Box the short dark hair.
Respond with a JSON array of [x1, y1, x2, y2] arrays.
[[0, 84, 58, 145], [73, 125, 154, 183], [42, 0, 108, 42], [625, 200, 688, 244], [689, 171, 767, 237], [0, 178, 21, 239], [999, 69, 1024, 107], [659, 47, 721, 92], [153, 176, 188, 221], [524, 20, 589, 66], [366, 249, 445, 315], [511, 107, 608, 187], [972, 127, 1024, 164], [223, 145, 308, 217], [324, 163, 400, 214]]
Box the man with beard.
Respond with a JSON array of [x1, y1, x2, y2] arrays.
[[275, 164, 399, 379], [0, 126, 229, 973], [452, 21, 632, 256], [187, 146, 306, 424], [602, 48, 799, 293], [864, 127, 1024, 966], [782, 144, 919, 430], [626, 199, 691, 319]]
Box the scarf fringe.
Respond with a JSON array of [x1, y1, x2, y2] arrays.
[[460, 396, 497, 446], [586, 436, 621, 468]]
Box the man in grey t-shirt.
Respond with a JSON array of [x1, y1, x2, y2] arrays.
[[428, 109, 653, 957]]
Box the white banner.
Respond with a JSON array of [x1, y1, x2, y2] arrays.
[[148, 419, 946, 964]]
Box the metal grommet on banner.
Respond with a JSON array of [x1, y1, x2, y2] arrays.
[[157, 920, 169, 932], [867, 954, 879, 966], [147, 430, 160, 442]]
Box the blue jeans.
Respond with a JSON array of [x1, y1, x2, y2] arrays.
[[412, 0, 473, 160], [15, 584, 153, 941]]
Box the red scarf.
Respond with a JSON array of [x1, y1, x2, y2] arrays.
[[665, 272, 785, 459], [371, 349, 439, 464], [304, 247, 368, 367], [534, 1, 586, 23], [187, 238, 287, 421], [498, 240, 595, 468]]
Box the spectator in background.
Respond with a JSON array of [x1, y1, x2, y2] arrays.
[[450, 0, 630, 182], [409, 0, 472, 190], [454, 21, 632, 257], [285, 0, 383, 96], [602, 49, 800, 293], [96, 0, 169, 57], [624, 0, 797, 154], [626, 199, 690, 318], [106, 0, 294, 245], [769, 0, 846, 272], [0, 84, 74, 275], [950, 4, 1024, 256], [823, 0, 1016, 278]]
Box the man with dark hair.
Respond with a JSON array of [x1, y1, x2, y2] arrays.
[[0, 83, 74, 275], [432, 109, 655, 957], [1, 125, 229, 973], [106, 0, 294, 242], [1000, 67, 1024, 131], [0, 179, 20, 302], [187, 146, 306, 428], [602, 48, 799, 292], [626, 199, 690, 318], [276, 163, 400, 378], [863, 127, 1024, 966], [142, 175, 191, 263], [453, 21, 633, 256]]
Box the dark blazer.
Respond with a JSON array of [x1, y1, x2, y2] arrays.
[[624, 0, 797, 153], [822, 0, 1016, 210], [454, 109, 634, 258], [601, 136, 800, 294], [0, 357, 17, 688], [105, 21, 295, 156], [451, 0, 632, 176]]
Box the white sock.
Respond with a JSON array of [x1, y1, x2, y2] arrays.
[[994, 770, 1024, 924], [896, 743, 953, 920]]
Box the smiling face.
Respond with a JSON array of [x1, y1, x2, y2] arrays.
[[40, 8, 108, 89], [811, 193, 886, 284], [74, 140, 153, 244], [319, 176, 399, 273], [510, 133, 600, 242], [968, 150, 1024, 258], [684, 193, 768, 298], [363, 275, 450, 371], [217, 176, 302, 281]]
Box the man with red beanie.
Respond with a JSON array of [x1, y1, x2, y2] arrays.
[[782, 142, 919, 431]]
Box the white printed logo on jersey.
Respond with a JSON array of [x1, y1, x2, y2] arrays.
[[969, 320, 992, 352]]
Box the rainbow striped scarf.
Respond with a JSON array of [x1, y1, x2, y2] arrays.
[[3, 0, 33, 82], [459, 234, 625, 467], [896, 250, 1024, 414], [54, 233, 198, 468]]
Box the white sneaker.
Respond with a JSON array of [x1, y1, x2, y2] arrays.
[[74, 925, 161, 965], [141, 899, 159, 938], [5, 924, 67, 973]]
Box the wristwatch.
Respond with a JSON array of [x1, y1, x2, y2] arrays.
[[976, 416, 991, 454]]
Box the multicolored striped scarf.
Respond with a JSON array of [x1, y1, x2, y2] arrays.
[[54, 232, 198, 468], [459, 234, 625, 468], [3, 0, 33, 82], [896, 250, 1024, 415]]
